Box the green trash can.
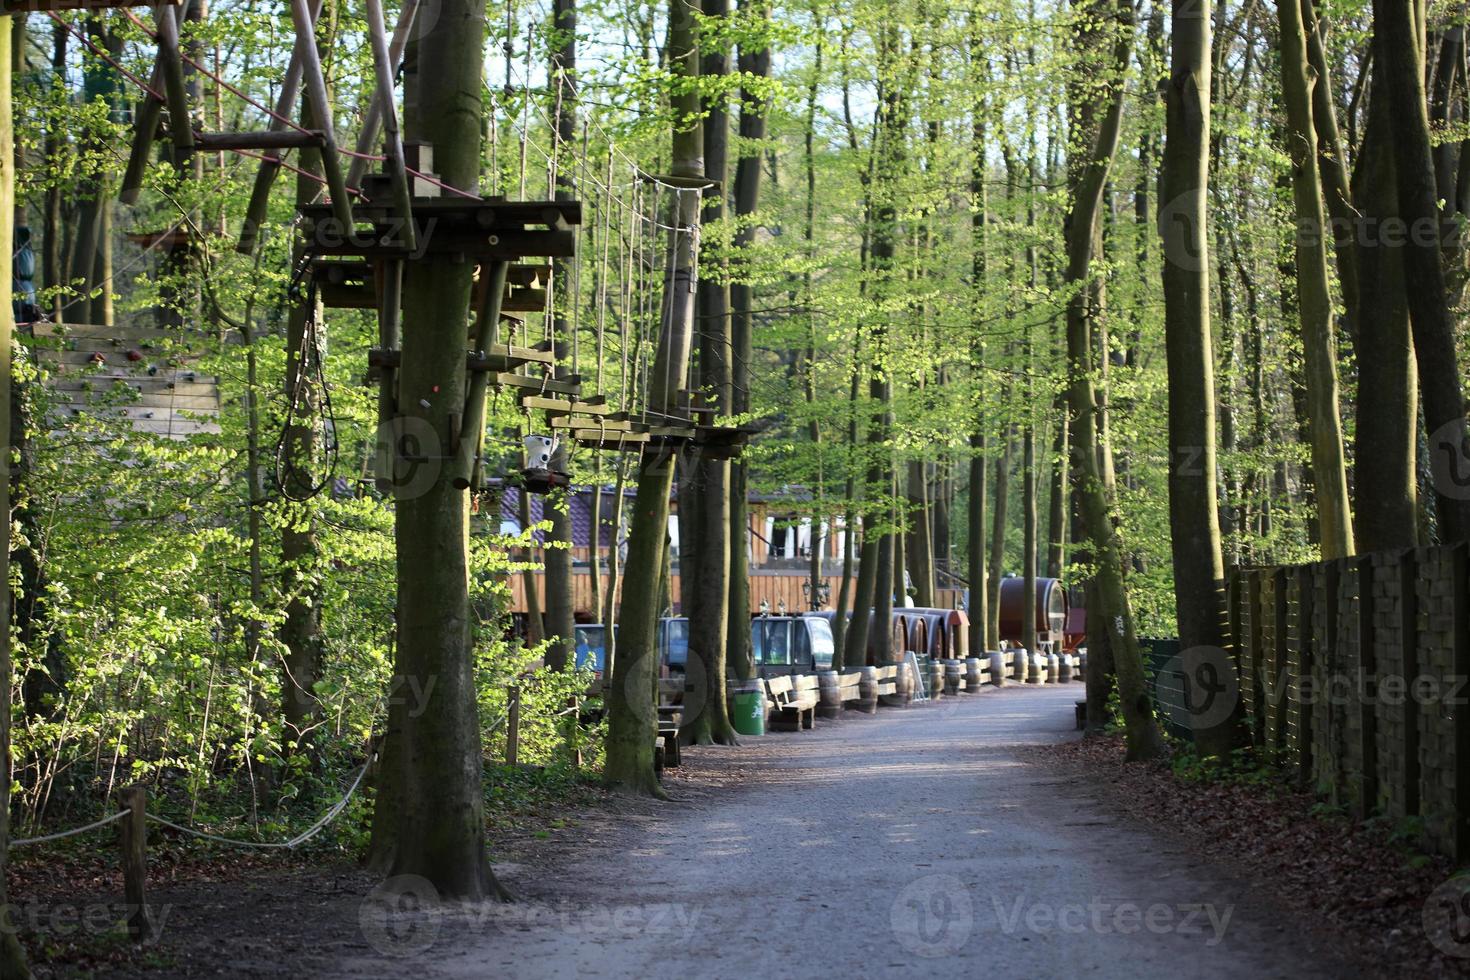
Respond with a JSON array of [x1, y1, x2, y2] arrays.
[[730, 678, 765, 736]]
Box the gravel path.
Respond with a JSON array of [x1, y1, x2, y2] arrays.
[[334, 683, 1357, 979]]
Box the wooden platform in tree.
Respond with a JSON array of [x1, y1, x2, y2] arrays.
[[298, 198, 581, 260]]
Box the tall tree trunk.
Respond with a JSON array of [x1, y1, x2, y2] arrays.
[[605, 0, 702, 794], [1352, 30, 1418, 552], [368, 0, 504, 899], [0, 15, 30, 974], [967, 43, 989, 655], [1045, 404, 1068, 578], [1062, 0, 1164, 760], [906, 458, 935, 607], [542, 0, 578, 670], [42, 20, 63, 322], [280, 49, 329, 763], [1160, 0, 1241, 755], [727, 0, 771, 680], [1376, 0, 1470, 544], [685, 0, 736, 744], [1277, 0, 1354, 558], [987, 423, 1013, 645], [1302, 0, 1360, 349]]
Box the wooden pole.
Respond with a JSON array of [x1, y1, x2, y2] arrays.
[[506, 685, 520, 767], [346, 0, 421, 190], [115, 785, 151, 943], [154, 4, 194, 160], [236, 0, 321, 253], [364, 0, 416, 252], [288, 0, 354, 231], [567, 695, 581, 768]]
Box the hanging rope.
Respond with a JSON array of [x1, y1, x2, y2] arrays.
[[274, 280, 340, 501]]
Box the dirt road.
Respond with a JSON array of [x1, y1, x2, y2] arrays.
[[330, 683, 1355, 979]]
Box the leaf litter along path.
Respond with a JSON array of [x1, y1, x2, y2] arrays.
[[326, 683, 1356, 980]]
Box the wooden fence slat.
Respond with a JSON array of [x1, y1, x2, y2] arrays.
[[1452, 544, 1470, 862], [1357, 556, 1379, 818], [1400, 549, 1421, 816], [1297, 565, 1315, 785], [1272, 567, 1290, 755]]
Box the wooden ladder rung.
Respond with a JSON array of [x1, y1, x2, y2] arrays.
[[485, 342, 554, 365], [493, 372, 583, 396]]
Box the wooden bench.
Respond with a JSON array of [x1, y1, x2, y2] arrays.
[[838, 670, 864, 706], [655, 678, 685, 769], [766, 674, 818, 731]]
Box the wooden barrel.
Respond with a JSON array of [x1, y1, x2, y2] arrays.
[[817, 670, 842, 718], [1057, 652, 1073, 683], [943, 659, 964, 696], [987, 650, 1007, 687], [857, 665, 879, 712], [895, 661, 914, 704], [965, 657, 984, 690], [927, 660, 945, 700], [1046, 652, 1061, 683]]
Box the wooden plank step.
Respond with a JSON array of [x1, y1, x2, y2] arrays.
[[28, 322, 224, 344], [519, 395, 611, 416], [493, 372, 582, 396], [548, 416, 633, 432], [570, 430, 650, 450]]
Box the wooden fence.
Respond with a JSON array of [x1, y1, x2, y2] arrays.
[[1232, 544, 1470, 861]]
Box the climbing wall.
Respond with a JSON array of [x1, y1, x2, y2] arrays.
[[25, 320, 222, 439]]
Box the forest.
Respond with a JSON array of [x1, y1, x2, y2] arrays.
[[0, 0, 1467, 975]]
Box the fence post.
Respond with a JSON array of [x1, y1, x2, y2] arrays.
[[1247, 570, 1265, 747], [507, 685, 521, 767], [1323, 558, 1343, 803], [1272, 567, 1290, 755], [1399, 548, 1420, 817], [115, 785, 151, 943], [1357, 556, 1379, 818], [1451, 543, 1470, 863], [1297, 565, 1315, 786], [566, 695, 582, 769]]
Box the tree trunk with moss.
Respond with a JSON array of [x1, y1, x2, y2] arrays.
[[366, 0, 505, 899], [604, 0, 702, 794], [1160, 0, 1242, 755], [1376, 0, 1470, 544], [685, 0, 736, 744], [1063, 0, 1164, 760], [1276, 0, 1354, 559], [542, 0, 578, 671]]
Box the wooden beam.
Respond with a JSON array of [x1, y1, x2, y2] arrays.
[[195, 130, 326, 151], [347, 0, 420, 190]]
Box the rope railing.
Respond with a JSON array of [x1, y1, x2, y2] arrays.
[[10, 809, 129, 848]]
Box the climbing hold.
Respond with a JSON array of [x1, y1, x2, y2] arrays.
[[126, 349, 143, 362], [88, 352, 106, 365]]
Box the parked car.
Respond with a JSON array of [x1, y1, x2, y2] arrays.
[[750, 614, 835, 677], [656, 614, 834, 678]]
